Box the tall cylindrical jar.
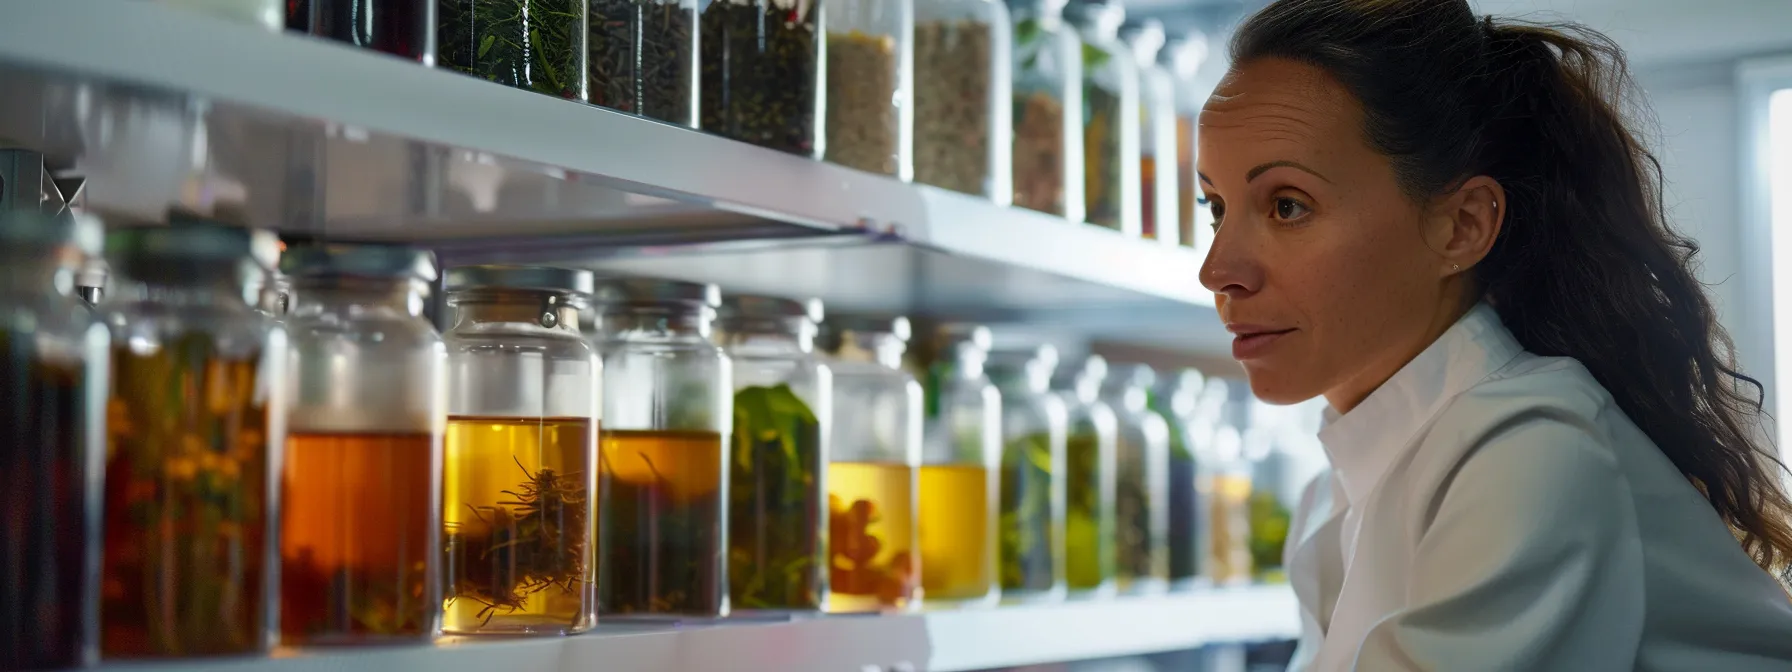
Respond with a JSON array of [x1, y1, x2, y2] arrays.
[[278, 244, 444, 646], [99, 223, 288, 659], [700, 0, 825, 157], [440, 266, 599, 636], [594, 279, 731, 618], [718, 296, 831, 612], [913, 0, 1011, 201], [589, 0, 699, 125], [986, 343, 1066, 602], [438, 0, 589, 101], [1008, 0, 1083, 220], [294, 0, 435, 63], [1052, 355, 1115, 597], [1102, 364, 1168, 594], [0, 212, 106, 671], [1121, 19, 1177, 244], [823, 0, 914, 178], [1150, 368, 1208, 589], [1066, 0, 1139, 235], [1163, 32, 1209, 252], [1199, 378, 1252, 585], [821, 316, 922, 613], [917, 326, 1001, 608]]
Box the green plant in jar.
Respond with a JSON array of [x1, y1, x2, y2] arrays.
[[998, 431, 1056, 593], [1063, 423, 1110, 591], [730, 383, 828, 609], [438, 0, 588, 100]]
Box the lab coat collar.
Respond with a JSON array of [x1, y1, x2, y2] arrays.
[[1316, 303, 1524, 506]]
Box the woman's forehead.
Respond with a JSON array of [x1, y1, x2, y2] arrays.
[[1199, 59, 1369, 171]]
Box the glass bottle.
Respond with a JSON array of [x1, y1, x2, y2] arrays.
[[438, 0, 589, 101], [1065, 0, 1139, 235], [1121, 19, 1177, 244], [278, 244, 444, 646], [1246, 399, 1328, 585], [716, 296, 831, 613], [1162, 31, 1209, 252], [821, 316, 922, 613], [294, 0, 435, 63], [913, 0, 1012, 201], [589, 0, 699, 125], [1052, 354, 1114, 597], [917, 326, 1001, 608], [594, 279, 730, 619], [1101, 364, 1168, 594], [823, 0, 914, 178], [1150, 368, 1207, 589], [98, 223, 288, 659], [1199, 378, 1252, 585], [0, 212, 106, 671], [986, 343, 1066, 602], [1008, 0, 1083, 220], [700, 0, 825, 157], [440, 266, 599, 636]]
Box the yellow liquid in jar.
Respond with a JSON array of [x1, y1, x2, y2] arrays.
[[442, 416, 596, 635], [1210, 473, 1253, 585], [918, 463, 995, 604], [827, 462, 918, 613]]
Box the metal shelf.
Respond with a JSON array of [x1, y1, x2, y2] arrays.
[[101, 586, 1297, 672]]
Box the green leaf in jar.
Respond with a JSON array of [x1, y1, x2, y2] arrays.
[[478, 34, 496, 59], [1082, 43, 1110, 70], [1015, 19, 1040, 46]]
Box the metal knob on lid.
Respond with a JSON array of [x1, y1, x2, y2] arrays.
[[280, 243, 439, 281], [445, 265, 594, 295]]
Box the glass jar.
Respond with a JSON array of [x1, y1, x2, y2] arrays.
[[438, 0, 589, 101], [823, 0, 914, 178], [1008, 0, 1083, 220], [98, 223, 288, 658], [1149, 368, 1207, 589], [820, 316, 922, 613], [1163, 31, 1209, 251], [985, 343, 1066, 602], [1246, 399, 1328, 585], [293, 0, 435, 63], [716, 296, 831, 613], [277, 244, 443, 646], [0, 212, 106, 671], [917, 326, 1001, 608], [1198, 378, 1252, 585], [700, 0, 824, 157], [1121, 19, 1177, 244], [594, 279, 730, 619], [913, 0, 1011, 200], [440, 266, 599, 636], [1051, 354, 1114, 597], [1100, 363, 1167, 594], [590, 0, 699, 125], [1065, 0, 1139, 234]]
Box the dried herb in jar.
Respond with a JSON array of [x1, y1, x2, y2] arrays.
[[438, 0, 586, 100], [443, 457, 590, 625], [998, 431, 1056, 594], [700, 0, 821, 156], [589, 0, 695, 124], [1013, 91, 1067, 215], [1083, 84, 1123, 229], [914, 19, 992, 195], [600, 429, 727, 616], [729, 384, 827, 610], [825, 30, 899, 175]]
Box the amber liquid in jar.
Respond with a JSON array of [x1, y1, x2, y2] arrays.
[[1, 334, 86, 670], [1174, 115, 1197, 248], [281, 432, 436, 643], [442, 416, 595, 634], [101, 342, 268, 657], [918, 463, 993, 603], [1210, 473, 1253, 584], [827, 462, 917, 613], [601, 429, 726, 616]]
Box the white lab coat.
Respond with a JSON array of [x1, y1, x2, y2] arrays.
[[1284, 303, 1792, 671]]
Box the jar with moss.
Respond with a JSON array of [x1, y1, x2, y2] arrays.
[[985, 343, 1066, 602], [823, 0, 914, 178], [438, 0, 589, 100], [1007, 0, 1083, 219], [701, 0, 825, 156], [1120, 19, 1177, 244], [1051, 355, 1115, 598], [913, 0, 1012, 200]]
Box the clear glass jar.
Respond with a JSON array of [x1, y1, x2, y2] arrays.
[[594, 279, 730, 619], [1051, 354, 1115, 597], [823, 0, 914, 178], [438, 0, 589, 101], [293, 0, 435, 63], [1162, 31, 1209, 251], [913, 0, 1011, 200], [1066, 0, 1140, 234], [986, 343, 1066, 602], [918, 326, 1001, 608], [700, 0, 824, 157], [1121, 19, 1177, 244], [1246, 399, 1327, 585], [98, 223, 288, 658], [278, 244, 444, 646], [1100, 363, 1168, 594], [820, 316, 922, 613], [0, 212, 106, 671], [440, 266, 599, 636], [1197, 378, 1252, 585], [1008, 0, 1083, 220], [1149, 368, 1207, 589], [716, 296, 831, 612], [590, 0, 699, 125]]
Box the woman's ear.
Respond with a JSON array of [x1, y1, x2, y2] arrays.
[[1424, 175, 1505, 277]]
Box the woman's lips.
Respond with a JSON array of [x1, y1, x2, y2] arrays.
[[1229, 327, 1296, 360]]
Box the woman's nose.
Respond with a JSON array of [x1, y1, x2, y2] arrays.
[[1200, 223, 1262, 299]]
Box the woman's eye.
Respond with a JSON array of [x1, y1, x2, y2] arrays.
[[1205, 199, 1225, 228], [1273, 197, 1312, 222]]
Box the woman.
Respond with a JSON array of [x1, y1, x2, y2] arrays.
[[1197, 0, 1792, 669]]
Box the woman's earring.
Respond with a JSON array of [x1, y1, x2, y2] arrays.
[[1452, 263, 1462, 272]]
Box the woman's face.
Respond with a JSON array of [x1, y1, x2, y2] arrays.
[[1197, 57, 1462, 409]]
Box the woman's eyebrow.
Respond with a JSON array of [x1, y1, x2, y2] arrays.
[[1197, 160, 1334, 188]]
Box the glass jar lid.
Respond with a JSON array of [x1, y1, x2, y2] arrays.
[[105, 222, 262, 266], [987, 342, 1058, 375], [593, 276, 720, 309], [0, 210, 101, 260], [280, 243, 438, 281], [1119, 19, 1164, 65], [446, 265, 594, 296], [824, 315, 911, 344], [720, 295, 823, 324]]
